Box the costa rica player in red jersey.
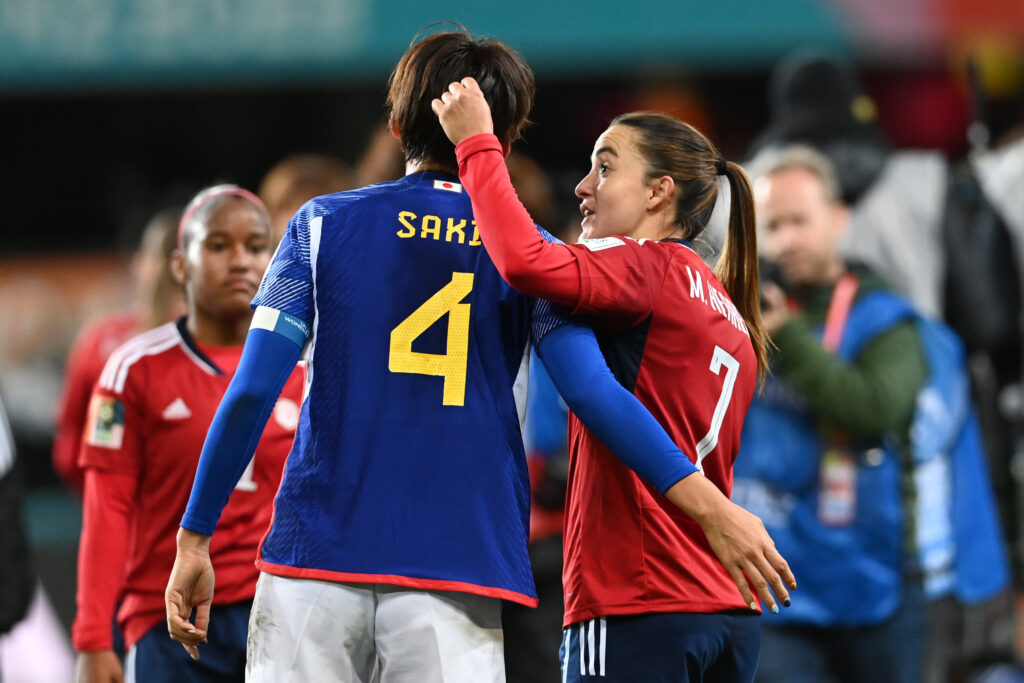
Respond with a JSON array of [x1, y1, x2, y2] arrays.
[[72, 185, 303, 683], [435, 80, 796, 681]]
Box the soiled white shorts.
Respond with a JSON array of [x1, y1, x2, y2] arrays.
[[246, 572, 505, 683]]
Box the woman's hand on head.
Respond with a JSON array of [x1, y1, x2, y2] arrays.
[[431, 77, 494, 146]]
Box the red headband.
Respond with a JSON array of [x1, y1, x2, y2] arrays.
[[178, 186, 267, 249]]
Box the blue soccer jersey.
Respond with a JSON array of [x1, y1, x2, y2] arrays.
[[250, 171, 549, 605]]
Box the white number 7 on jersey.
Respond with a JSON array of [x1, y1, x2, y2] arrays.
[[694, 346, 740, 473]]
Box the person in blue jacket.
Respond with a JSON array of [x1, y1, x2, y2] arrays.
[[734, 146, 1008, 683]]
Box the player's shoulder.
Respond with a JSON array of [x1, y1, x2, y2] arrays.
[[574, 235, 680, 254], [292, 180, 418, 233], [98, 322, 183, 394], [663, 239, 718, 276], [309, 176, 427, 213], [72, 310, 139, 351]]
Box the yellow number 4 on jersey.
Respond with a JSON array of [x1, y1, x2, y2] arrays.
[[388, 272, 474, 406]]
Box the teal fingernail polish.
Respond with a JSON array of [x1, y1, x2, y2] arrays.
[[771, 604, 779, 614]]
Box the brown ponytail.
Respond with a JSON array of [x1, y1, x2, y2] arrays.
[[611, 111, 767, 384], [715, 162, 768, 384]]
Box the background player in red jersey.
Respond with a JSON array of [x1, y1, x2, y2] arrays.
[[436, 80, 795, 681], [73, 185, 303, 683], [52, 209, 185, 494]]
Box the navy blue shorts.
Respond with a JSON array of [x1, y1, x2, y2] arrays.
[[125, 601, 252, 683], [560, 611, 761, 683]]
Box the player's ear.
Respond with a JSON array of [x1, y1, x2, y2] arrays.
[[388, 116, 401, 141], [170, 248, 189, 285], [647, 175, 675, 212]]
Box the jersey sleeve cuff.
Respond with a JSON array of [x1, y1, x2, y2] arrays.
[[72, 624, 114, 652], [455, 133, 503, 165], [655, 464, 699, 495]]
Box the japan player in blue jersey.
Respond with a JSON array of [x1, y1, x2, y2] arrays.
[[164, 28, 777, 683]]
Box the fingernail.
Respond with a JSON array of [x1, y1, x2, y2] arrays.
[[771, 604, 780, 614], [187, 629, 196, 634], [749, 601, 757, 610], [783, 598, 791, 608]]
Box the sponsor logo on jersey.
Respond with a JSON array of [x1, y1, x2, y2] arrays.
[[86, 395, 125, 449], [433, 180, 462, 193], [162, 397, 192, 420]]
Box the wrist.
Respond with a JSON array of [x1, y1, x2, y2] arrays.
[[664, 472, 730, 526], [176, 526, 212, 553], [455, 133, 503, 167]]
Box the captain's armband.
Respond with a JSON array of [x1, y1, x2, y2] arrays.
[[250, 306, 310, 348]]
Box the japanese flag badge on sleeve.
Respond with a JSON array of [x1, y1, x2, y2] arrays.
[[85, 395, 126, 449]]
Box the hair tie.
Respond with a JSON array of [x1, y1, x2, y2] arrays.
[[178, 185, 267, 249], [715, 156, 728, 176]]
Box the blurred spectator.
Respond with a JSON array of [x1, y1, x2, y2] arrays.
[[746, 53, 943, 316], [258, 153, 354, 243], [0, 392, 76, 682], [51, 209, 185, 493], [0, 393, 33, 638], [733, 147, 1008, 683], [748, 54, 1024, 680], [354, 122, 406, 186]]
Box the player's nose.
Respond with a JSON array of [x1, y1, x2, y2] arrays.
[[575, 171, 595, 199]]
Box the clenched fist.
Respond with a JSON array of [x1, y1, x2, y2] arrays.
[[431, 77, 495, 146]]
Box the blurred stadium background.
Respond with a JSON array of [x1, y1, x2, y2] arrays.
[[1, 0, 1022, 671]]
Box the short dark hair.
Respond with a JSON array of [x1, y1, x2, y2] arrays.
[[387, 29, 534, 172]]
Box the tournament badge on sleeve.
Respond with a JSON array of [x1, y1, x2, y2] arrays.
[[85, 395, 126, 449]]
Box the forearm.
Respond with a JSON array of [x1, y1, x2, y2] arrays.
[[663, 469, 731, 524], [773, 319, 927, 437], [180, 327, 301, 535], [456, 134, 581, 306], [73, 468, 134, 651], [537, 324, 697, 493]]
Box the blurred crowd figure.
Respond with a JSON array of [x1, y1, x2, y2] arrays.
[[743, 54, 1024, 682], [258, 153, 354, 244], [734, 145, 1009, 682], [51, 209, 185, 493], [0, 393, 75, 682], [0, 394, 33, 645]]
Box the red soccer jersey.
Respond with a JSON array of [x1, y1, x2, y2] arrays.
[[72, 320, 303, 651], [560, 237, 758, 626], [455, 134, 759, 626], [53, 311, 140, 493]]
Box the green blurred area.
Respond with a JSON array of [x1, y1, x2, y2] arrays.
[[0, 0, 847, 92]]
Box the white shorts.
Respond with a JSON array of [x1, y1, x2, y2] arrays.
[[246, 572, 505, 683]]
